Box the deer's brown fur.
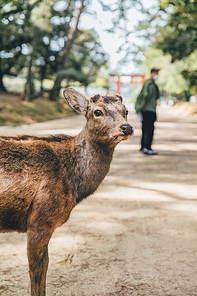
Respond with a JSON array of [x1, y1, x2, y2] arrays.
[[0, 88, 133, 296]]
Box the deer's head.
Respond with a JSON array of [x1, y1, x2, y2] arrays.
[[63, 88, 134, 147]]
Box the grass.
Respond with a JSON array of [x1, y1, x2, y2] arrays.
[[0, 93, 75, 127], [174, 101, 197, 117]]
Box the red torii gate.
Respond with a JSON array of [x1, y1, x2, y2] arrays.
[[109, 74, 145, 95]]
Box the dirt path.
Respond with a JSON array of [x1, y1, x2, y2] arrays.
[[0, 106, 197, 296]]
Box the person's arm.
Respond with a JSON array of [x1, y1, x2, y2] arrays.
[[142, 80, 154, 102], [148, 84, 155, 99], [141, 80, 149, 97]]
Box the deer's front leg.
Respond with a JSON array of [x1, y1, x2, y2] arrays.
[[27, 227, 52, 296]]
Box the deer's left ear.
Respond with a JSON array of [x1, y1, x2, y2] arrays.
[[63, 88, 89, 117]]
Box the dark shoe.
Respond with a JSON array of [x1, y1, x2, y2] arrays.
[[140, 147, 143, 152], [143, 148, 158, 155]]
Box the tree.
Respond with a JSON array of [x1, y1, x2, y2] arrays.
[[151, 0, 197, 94], [142, 47, 190, 96], [27, 0, 108, 100], [57, 29, 109, 88], [0, 0, 33, 92], [119, 0, 197, 97], [0, 0, 143, 99], [155, 0, 197, 62], [49, 0, 85, 100]]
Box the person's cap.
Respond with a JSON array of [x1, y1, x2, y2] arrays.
[[151, 68, 160, 73]]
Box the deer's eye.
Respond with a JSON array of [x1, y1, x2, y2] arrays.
[[94, 110, 103, 117], [126, 110, 129, 116]]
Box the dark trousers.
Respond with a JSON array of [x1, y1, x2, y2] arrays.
[[141, 111, 156, 150]]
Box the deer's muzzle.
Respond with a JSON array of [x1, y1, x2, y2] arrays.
[[120, 124, 134, 136]]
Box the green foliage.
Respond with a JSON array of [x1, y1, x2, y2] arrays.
[[0, 0, 32, 83], [0, 0, 144, 100], [0, 0, 109, 96], [60, 29, 108, 87], [143, 47, 190, 95], [154, 0, 197, 93], [126, 0, 197, 97], [155, 0, 197, 62]]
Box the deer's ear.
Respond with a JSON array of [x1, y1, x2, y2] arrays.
[[63, 88, 89, 116], [106, 89, 123, 102], [106, 89, 118, 96]]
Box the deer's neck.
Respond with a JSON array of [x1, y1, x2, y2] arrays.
[[63, 130, 114, 204]]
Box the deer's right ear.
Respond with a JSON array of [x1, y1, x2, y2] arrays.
[[106, 89, 118, 96], [63, 88, 89, 117]]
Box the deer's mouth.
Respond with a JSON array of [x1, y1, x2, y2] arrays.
[[110, 125, 134, 142], [112, 131, 134, 140]]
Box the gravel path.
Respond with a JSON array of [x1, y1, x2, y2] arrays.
[[0, 106, 197, 296]]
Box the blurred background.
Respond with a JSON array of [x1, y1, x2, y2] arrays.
[[0, 0, 197, 125], [1, 3, 197, 295]]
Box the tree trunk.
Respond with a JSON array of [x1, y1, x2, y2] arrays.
[[0, 74, 7, 93], [49, 75, 63, 101], [49, 1, 85, 101], [21, 57, 35, 101]]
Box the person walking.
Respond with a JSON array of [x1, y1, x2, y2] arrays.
[[135, 68, 160, 155]]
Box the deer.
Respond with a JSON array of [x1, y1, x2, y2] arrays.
[[0, 88, 134, 296]]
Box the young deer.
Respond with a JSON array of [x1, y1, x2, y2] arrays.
[[0, 88, 133, 296]]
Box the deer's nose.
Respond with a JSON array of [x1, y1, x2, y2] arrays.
[[120, 124, 134, 136]]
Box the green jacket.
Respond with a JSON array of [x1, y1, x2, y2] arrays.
[[141, 78, 159, 113]]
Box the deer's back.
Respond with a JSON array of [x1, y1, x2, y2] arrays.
[[0, 135, 74, 233]]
